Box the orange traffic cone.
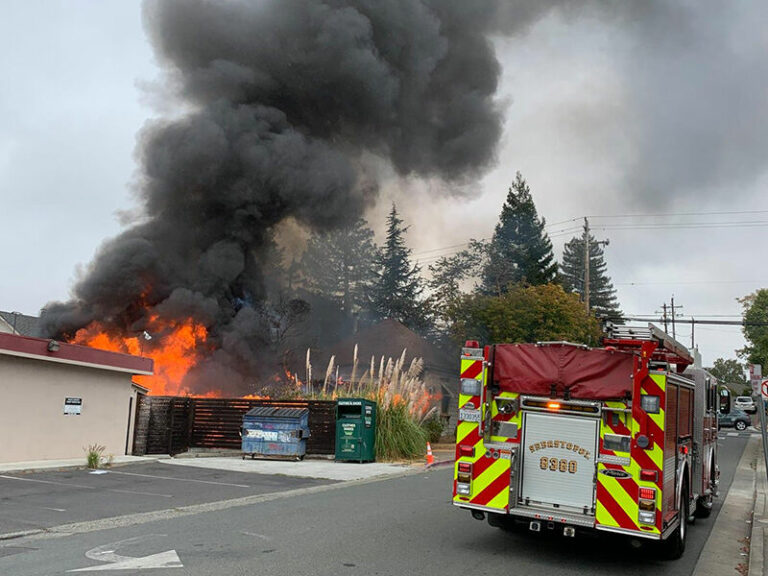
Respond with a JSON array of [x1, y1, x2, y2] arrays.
[[426, 442, 435, 466]]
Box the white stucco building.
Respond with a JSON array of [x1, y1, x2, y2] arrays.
[[0, 332, 152, 464]]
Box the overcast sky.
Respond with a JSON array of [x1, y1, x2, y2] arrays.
[[1, 1, 766, 368]]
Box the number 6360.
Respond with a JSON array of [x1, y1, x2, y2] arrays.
[[539, 457, 577, 473]]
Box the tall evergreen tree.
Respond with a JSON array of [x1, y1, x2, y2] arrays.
[[300, 218, 379, 315], [482, 172, 558, 294], [561, 222, 622, 320], [371, 204, 428, 330]]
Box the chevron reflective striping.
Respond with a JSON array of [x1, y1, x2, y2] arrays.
[[597, 481, 639, 531], [460, 359, 483, 379], [456, 421, 481, 448], [470, 458, 510, 508]]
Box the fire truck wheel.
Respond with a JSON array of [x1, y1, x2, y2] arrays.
[[662, 483, 688, 560]]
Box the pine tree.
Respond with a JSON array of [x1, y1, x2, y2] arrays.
[[481, 172, 558, 294], [371, 204, 428, 330], [561, 222, 622, 320], [300, 218, 379, 315]]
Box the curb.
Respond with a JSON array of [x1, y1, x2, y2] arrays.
[[0, 529, 45, 542], [749, 440, 767, 576], [426, 459, 455, 470]]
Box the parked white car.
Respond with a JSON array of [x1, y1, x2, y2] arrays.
[[734, 396, 757, 414]]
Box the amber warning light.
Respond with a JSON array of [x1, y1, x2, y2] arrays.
[[547, 402, 561, 410]]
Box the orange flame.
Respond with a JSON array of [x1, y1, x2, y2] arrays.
[[72, 316, 208, 396]]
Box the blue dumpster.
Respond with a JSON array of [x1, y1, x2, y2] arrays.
[[241, 407, 310, 460]]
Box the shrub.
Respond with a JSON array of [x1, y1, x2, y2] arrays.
[[422, 415, 444, 444], [85, 444, 105, 469]]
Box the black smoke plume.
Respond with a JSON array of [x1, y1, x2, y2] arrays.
[[40, 0, 519, 394]]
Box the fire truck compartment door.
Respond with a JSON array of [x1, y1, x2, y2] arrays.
[[521, 412, 598, 511]]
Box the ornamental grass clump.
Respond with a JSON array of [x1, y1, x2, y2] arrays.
[[85, 443, 105, 469]]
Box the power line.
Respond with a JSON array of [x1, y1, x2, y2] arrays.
[[410, 209, 767, 264], [617, 280, 767, 286], [608, 316, 768, 327], [588, 209, 768, 219]]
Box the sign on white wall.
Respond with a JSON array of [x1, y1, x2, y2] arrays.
[[64, 397, 82, 415]]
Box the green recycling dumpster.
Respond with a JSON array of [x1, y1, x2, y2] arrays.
[[335, 398, 376, 462]]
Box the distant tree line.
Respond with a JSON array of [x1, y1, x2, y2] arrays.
[[278, 170, 624, 353]]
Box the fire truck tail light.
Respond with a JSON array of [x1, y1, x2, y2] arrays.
[[639, 487, 656, 501], [456, 483, 471, 496], [458, 462, 472, 474], [640, 469, 658, 482], [459, 444, 475, 458], [464, 340, 480, 348], [457, 472, 472, 483]]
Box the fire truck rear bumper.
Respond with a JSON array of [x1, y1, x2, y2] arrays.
[[453, 501, 596, 528], [504, 505, 596, 528]]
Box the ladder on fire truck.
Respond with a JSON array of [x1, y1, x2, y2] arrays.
[[602, 322, 694, 369]]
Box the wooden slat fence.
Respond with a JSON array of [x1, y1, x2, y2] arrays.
[[133, 397, 336, 456]]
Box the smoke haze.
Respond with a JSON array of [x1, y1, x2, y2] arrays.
[[39, 0, 517, 393], [37, 1, 768, 392]]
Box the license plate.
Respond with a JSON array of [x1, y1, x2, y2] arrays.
[[459, 408, 482, 423]]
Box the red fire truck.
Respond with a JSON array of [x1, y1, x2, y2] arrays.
[[452, 323, 719, 558]]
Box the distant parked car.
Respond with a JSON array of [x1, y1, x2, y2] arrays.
[[718, 409, 751, 431], [734, 396, 757, 414]]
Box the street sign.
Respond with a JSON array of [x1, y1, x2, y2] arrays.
[[762, 379, 768, 400]]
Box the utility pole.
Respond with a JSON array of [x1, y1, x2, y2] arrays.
[[582, 217, 609, 315], [661, 303, 669, 332], [670, 296, 683, 340], [583, 217, 590, 314], [691, 316, 695, 349]]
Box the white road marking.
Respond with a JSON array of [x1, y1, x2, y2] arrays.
[[106, 470, 251, 488], [41, 507, 67, 512], [67, 535, 182, 572], [0, 475, 171, 497], [242, 531, 271, 540], [0, 475, 93, 490]]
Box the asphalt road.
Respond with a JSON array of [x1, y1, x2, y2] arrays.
[[0, 435, 748, 575]]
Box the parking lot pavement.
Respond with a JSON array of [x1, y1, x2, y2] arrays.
[[0, 461, 336, 538]]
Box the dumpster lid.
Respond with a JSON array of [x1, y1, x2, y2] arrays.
[[244, 406, 309, 418]]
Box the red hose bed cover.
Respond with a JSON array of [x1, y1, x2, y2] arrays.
[[492, 343, 636, 400]]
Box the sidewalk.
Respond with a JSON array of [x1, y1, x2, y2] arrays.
[[0, 444, 455, 482], [0, 455, 165, 474], [750, 436, 768, 576], [695, 437, 758, 575]]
